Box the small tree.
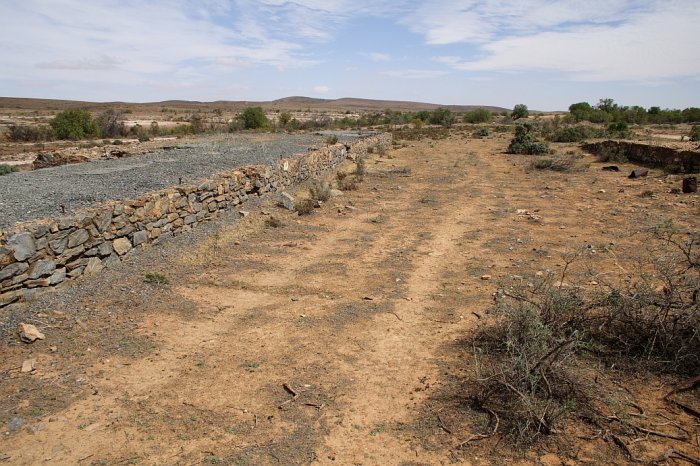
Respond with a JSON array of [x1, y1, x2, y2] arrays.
[[511, 104, 529, 120], [50, 109, 99, 140], [96, 109, 126, 138], [190, 113, 205, 134], [239, 107, 269, 129], [278, 112, 292, 128], [429, 108, 454, 127]]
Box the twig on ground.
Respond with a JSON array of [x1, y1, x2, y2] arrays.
[[437, 413, 453, 435], [457, 407, 499, 448], [279, 382, 299, 408]]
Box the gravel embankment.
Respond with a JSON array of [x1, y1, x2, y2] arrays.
[[0, 132, 365, 229]]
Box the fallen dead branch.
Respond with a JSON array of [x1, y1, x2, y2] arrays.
[[457, 407, 499, 448], [279, 382, 299, 408]]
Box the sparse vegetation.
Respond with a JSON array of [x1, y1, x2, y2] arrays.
[[264, 216, 283, 228], [96, 109, 126, 138], [529, 153, 584, 172], [689, 124, 700, 142], [144, 272, 169, 285], [0, 164, 20, 176], [470, 225, 699, 446], [294, 198, 315, 215], [595, 145, 628, 163], [547, 124, 605, 142], [309, 179, 331, 202], [8, 124, 55, 142]]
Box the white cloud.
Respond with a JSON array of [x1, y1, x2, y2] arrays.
[[369, 52, 391, 62], [37, 55, 124, 71], [431, 1, 700, 81], [381, 69, 447, 79], [314, 85, 330, 94]]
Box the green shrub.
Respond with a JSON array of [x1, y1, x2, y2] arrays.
[[472, 127, 490, 138], [50, 109, 99, 140], [507, 122, 549, 154], [511, 104, 529, 120], [549, 125, 605, 142], [464, 108, 493, 124], [689, 125, 700, 142], [429, 108, 454, 127], [0, 164, 19, 176], [190, 113, 205, 133], [326, 135, 339, 145], [606, 121, 631, 138], [278, 112, 292, 127], [239, 107, 269, 129]]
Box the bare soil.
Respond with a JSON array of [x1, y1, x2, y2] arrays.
[[1, 129, 698, 465]]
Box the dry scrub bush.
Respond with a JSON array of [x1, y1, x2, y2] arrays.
[[294, 199, 315, 216], [309, 180, 331, 202], [529, 153, 586, 172], [470, 225, 699, 447]]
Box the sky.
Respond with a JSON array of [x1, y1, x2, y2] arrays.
[[1, 0, 699, 110]]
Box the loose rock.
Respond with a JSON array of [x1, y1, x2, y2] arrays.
[[278, 192, 296, 211], [21, 358, 36, 373], [18, 323, 45, 343]]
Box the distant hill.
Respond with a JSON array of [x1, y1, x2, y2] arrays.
[[0, 96, 509, 114]]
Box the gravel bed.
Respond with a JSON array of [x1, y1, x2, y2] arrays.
[[0, 132, 364, 229]]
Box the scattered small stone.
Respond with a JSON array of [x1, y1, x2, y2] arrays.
[[329, 189, 344, 197], [17, 324, 45, 343], [238, 210, 250, 218], [602, 165, 620, 172], [21, 359, 36, 373], [598, 189, 606, 193], [6, 417, 22, 432], [480, 275, 492, 280]]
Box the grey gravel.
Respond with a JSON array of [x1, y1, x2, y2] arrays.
[[0, 132, 343, 229]]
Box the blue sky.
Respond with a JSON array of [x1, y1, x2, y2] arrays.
[[1, 0, 698, 110]]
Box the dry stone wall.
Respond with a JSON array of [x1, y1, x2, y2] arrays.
[[1, 133, 391, 307], [582, 140, 700, 173]]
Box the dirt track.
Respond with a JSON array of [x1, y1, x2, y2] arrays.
[[2, 130, 698, 464]]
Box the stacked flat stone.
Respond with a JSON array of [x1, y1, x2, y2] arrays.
[[0, 134, 392, 307]]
